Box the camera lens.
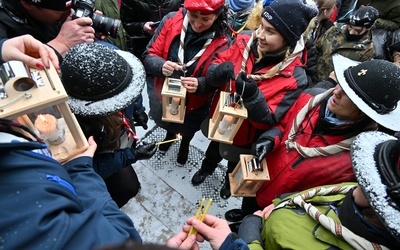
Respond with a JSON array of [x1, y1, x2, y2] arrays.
[[92, 13, 120, 38]]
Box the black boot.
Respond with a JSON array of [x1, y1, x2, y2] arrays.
[[225, 209, 245, 222], [191, 141, 222, 185], [220, 161, 236, 199], [158, 131, 176, 152], [220, 173, 231, 199], [177, 134, 194, 165], [191, 157, 218, 185]]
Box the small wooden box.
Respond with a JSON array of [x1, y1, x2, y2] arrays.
[[161, 78, 186, 124], [208, 91, 247, 144], [229, 154, 270, 197], [0, 61, 88, 162]]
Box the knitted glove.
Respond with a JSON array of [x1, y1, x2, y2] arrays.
[[206, 62, 235, 87], [235, 71, 259, 99], [251, 138, 274, 163], [133, 110, 149, 130], [131, 142, 157, 160]]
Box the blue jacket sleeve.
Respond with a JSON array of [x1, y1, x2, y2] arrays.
[[63, 156, 142, 246], [92, 147, 137, 178], [220, 232, 250, 250]]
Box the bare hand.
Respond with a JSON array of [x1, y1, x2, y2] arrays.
[[65, 136, 97, 163], [48, 16, 95, 56], [181, 77, 198, 93], [143, 21, 155, 35], [162, 60, 183, 77], [253, 204, 275, 219], [1, 35, 59, 70], [186, 215, 231, 250], [166, 232, 198, 250]]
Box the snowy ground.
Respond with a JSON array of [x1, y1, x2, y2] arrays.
[[120, 89, 242, 249]]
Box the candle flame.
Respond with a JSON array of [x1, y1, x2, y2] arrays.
[[39, 114, 48, 123]]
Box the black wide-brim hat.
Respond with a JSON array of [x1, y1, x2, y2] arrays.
[[332, 54, 400, 131], [61, 43, 146, 117], [350, 131, 400, 240]]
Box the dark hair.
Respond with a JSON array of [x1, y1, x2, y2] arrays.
[[76, 115, 122, 151], [213, 5, 230, 37]]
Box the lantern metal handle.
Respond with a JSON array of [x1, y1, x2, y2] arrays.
[[0, 92, 32, 109]]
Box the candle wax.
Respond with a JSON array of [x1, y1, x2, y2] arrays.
[[170, 97, 180, 115], [34, 114, 65, 145], [218, 115, 235, 135]]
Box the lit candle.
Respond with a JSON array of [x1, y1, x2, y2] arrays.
[[34, 114, 65, 145], [170, 97, 180, 115], [218, 115, 235, 135]]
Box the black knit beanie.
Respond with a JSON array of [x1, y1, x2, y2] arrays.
[[261, 0, 318, 46], [346, 6, 379, 28]]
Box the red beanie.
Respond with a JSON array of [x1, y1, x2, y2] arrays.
[[184, 0, 225, 14]]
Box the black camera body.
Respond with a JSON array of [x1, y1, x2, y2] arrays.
[[71, 0, 120, 38]]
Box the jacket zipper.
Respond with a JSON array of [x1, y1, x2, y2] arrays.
[[46, 174, 77, 196]]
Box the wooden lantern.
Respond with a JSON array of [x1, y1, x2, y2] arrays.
[[0, 60, 88, 162], [229, 154, 270, 197], [161, 77, 186, 124], [208, 91, 247, 144]]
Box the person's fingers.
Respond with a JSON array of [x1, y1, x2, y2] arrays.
[[190, 218, 214, 239], [197, 214, 219, 226], [163, 61, 176, 76], [165, 231, 188, 248], [182, 224, 192, 233], [24, 57, 45, 69], [175, 64, 183, 71], [74, 16, 93, 26], [37, 41, 59, 69], [62, 136, 97, 163], [178, 234, 198, 250], [261, 204, 275, 219], [85, 136, 98, 156], [253, 210, 263, 217]]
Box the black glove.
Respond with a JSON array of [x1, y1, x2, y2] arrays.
[[132, 142, 157, 160], [206, 62, 235, 87], [251, 138, 274, 163], [235, 71, 259, 99], [133, 111, 149, 130]]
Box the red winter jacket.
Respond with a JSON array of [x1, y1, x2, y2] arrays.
[[255, 89, 376, 207], [144, 8, 230, 114], [210, 34, 308, 146]]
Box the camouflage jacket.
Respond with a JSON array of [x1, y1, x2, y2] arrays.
[[315, 24, 375, 82]]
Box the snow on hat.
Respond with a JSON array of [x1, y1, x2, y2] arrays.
[[346, 6, 379, 28], [261, 0, 318, 46], [27, 0, 70, 11], [60, 43, 145, 117], [184, 0, 225, 14], [350, 131, 400, 241], [228, 0, 254, 12], [332, 54, 400, 131]]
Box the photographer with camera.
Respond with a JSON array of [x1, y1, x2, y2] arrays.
[[0, 0, 119, 60]]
